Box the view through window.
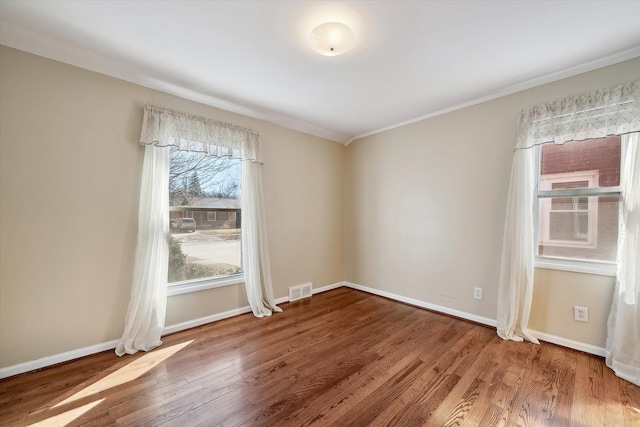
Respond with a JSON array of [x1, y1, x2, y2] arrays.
[[537, 136, 621, 263], [168, 147, 242, 283]]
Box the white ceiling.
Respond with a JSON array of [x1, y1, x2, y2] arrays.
[[1, 1, 639, 144]]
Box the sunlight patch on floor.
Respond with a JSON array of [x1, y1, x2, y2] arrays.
[[28, 399, 104, 427], [53, 340, 193, 408]]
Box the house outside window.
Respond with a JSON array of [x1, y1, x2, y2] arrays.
[[536, 136, 621, 270], [168, 147, 242, 285]]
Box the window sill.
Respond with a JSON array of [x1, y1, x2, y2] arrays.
[[535, 257, 616, 277], [167, 274, 244, 297]]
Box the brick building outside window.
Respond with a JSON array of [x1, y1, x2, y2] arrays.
[[537, 136, 621, 263]]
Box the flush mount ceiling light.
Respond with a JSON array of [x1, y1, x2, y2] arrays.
[[309, 22, 355, 56]]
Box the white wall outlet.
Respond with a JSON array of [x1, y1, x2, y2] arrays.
[[473, 287, 483, 300], [574, 306, 589, 323]]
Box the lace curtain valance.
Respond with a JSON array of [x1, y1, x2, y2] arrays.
[[139, 104, 263, 163], [515, 80, 640, 150]]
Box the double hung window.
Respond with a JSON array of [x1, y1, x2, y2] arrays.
[[536, 136, 621, 273]]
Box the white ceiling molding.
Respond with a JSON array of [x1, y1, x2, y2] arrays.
[[0, 21, 350, 143], [347, 46, 640, 146]]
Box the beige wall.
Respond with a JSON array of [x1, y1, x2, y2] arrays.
[[345, 57, 640, 347], [0, 46, 344, 368], [529, 269, 615, 347], [1, 43, 636, 370]]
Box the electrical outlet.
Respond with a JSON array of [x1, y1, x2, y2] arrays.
[[473, 287, 483, 300], [574, 306, 588, 323]]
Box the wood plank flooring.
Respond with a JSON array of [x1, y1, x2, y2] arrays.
[[1, 288, 638, 426]]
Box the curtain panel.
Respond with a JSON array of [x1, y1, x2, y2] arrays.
[[242, 159, 282, 317], [498, 81, 640, 350], [116, 146, 169, 356], [116, 105, 280, 356], [606, 133, 640, 386], [496, 147, 538, 343]]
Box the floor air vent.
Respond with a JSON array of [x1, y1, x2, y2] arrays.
[[289, 283, 313, 302]]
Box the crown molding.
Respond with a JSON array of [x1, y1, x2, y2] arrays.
[[2, 20, 638, 147], [0, 21, 350, 144], [346, 46, 640, 146]]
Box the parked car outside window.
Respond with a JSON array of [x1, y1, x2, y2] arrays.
[[176, 218, 196, 232]]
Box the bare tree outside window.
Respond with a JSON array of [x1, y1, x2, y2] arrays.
[[169, 148, 240, 206]]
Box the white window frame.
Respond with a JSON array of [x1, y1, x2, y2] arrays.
[[168, 274, 244, 297], [534, 143, 622, 277]]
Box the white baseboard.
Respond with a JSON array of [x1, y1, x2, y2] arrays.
[[162, 305, 254, 336], [530, 330, 606, 357], [0, 340, 119, 380], [344, 282, 497, 327], [313, 281, 346, 294], [0, 280, 604, 379], [344, 281, 606, 357], [0, 281, 345, 379]]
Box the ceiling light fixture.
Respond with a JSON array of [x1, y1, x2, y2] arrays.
[[309, 22, 355, 56]]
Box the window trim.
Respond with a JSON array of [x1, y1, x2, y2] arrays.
[[167, 273, 244, 296], [535, 257, 617, 277], [533, 141, 622, 276]]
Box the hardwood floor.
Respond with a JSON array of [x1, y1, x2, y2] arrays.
[[1, 288, 638, 426]]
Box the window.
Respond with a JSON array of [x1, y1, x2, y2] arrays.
[[536, 136, 621, 272], [168, 147, 242, 286]]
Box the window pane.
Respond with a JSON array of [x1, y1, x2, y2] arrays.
[[540, 136, 621, 188], [539, 195, 619, 262], [168, 148, 241, 283], [548, 212, 588, 241]]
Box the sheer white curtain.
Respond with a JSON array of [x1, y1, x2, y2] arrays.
[[497, 81, 640, 344], [116, 104, 280, 356], [116, 145, 169, 356], [242, 159, 282, 317], [606, 132, 640, 386], [496, 147, 538, 343]]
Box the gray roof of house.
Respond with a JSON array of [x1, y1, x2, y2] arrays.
[[189, 197, 240, 209]]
